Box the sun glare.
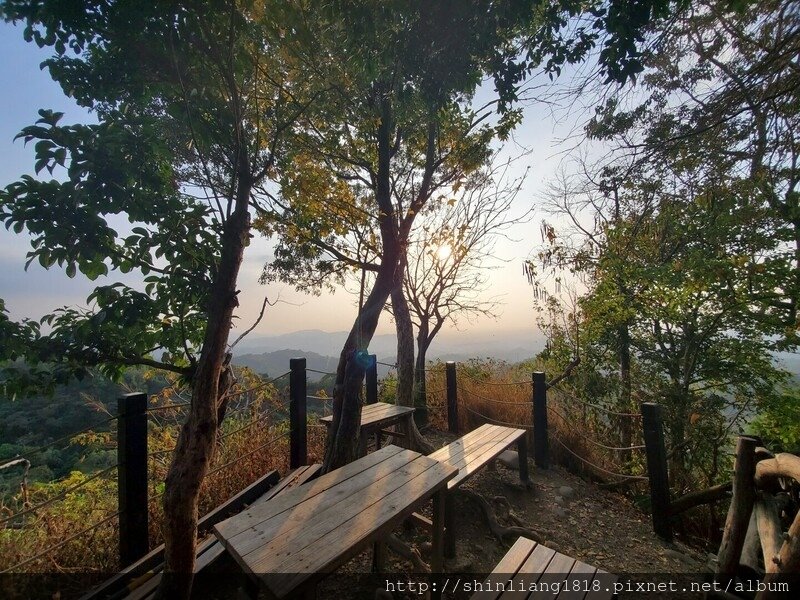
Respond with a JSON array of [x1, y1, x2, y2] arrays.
[[436, 245, 452, 261]]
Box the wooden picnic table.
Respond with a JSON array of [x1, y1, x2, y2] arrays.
[[213, 445, 457, 600], [320, 402, 415, 456]]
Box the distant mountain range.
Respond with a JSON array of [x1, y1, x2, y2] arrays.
[[231, 328, 546, 379]]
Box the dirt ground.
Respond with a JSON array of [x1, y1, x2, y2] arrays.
[[203, 431, 714, 599]]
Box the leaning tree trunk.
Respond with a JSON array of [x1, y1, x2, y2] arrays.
[[158, 172, 252, 599], [323, 253, 399, 471], [391, 284, 433, 453]]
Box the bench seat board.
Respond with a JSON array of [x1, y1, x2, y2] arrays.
[[471, 537, 617, 600], [430, 424, 526, 490]]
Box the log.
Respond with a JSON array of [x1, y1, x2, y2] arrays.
[[669, 481, 732, 516], [716, 437, 758, 583], [755, 453, 800, 488], [756, 506, 800, 600], [756, 492, 784, 574], [741, 510, 762, 574]]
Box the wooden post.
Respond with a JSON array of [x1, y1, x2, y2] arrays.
[[532, 372, 549, 469], [366, 355, 378, 405], [117, 392, 149, 567], [716, 436, 757, 583], [289, 357, 307, 469], [642, 402, 672, 542], [446, 361, 458, 434]]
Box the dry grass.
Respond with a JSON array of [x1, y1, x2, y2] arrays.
[[423, 359, 647, 486], [0, 379, 325, 582]]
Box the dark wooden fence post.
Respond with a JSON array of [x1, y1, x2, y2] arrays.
[[289, 357, 307, 469], [117, 392, 149, 567], [446, 361, 458, 434], [532, 372, 549, 469], [642, 402, 672, 542], [366, 355, 378, 405]]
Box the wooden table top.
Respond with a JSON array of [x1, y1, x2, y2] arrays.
[[213, 444, 456, 599], [319, 401, 414, 429]]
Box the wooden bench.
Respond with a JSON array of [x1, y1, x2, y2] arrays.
[[81, 464, 321, 600], [428, 423, 530, 557], [471, 537, 618, 599], [320, 402, 415, 456]]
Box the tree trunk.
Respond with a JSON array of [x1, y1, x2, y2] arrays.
[[157, 173, 252, 599], [413, 321, 429, 426], [323, 98, 398, 472], [391, 284, 433, 453]]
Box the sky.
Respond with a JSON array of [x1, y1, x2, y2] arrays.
[[0, 22, 585, 346]]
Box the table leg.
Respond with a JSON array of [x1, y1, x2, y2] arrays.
[[375, 430, 382, 450], [373, 539, 387, 572], [431, 489, 446, 573], [517, 435, 531, 488], [444, 492, 456, 559], [358, 430, 367, 457]]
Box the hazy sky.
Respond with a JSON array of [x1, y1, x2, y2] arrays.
[[0, 22, 583, 343]]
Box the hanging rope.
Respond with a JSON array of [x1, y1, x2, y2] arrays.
[[0, 509, 122, 573], [206, 431, 289, 477], [459, 385, 533, 406], [460, 403, 534, 430], [457, 369, 531, 387], [8, 415, 118, 463], [550, 387, 642, 418], [550, 432, 648, 481], [547, 406, 646, 452], [0, 464, 118, 527]]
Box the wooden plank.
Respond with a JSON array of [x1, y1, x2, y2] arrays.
[[497, 543, 555, 599], [429, 424, 512, 465], [555, 559, 596, 600], [262, 459, 457, 598], [197, 470, 281, 534], [470, 537, 537, 600], [444, 430, 521, 475], [223, 450, 422, 557], [583, 571, 617, 600], [446, 431, 525, 489], [536, 552, 575, 599], [215, 445, 406, 540], [239, 453, 436, 562]]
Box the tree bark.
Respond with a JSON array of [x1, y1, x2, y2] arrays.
[[413, 320, 429, 426], [391, 283, 433, 453], [158, 171, 252, 599]]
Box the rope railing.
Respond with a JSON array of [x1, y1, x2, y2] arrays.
[[550, 387, 642, 418], [145, 402, 190, 413], [0, 509, 122, 573], [205, 431, 289, 477], [376, 361, 397, 369], [218, 409, 283, 441], [460, 402, 534, 430], [6, 415, 118, 464], [307, 368, 336, 376], [550, 431, 648, 482], [459, 385, 533, 406], [0, 463, 119, 527], [547, 405, 645, 452], [456, 368, 532, 387], [221, 370, 291, 400]]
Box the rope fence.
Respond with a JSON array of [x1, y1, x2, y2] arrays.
[[5, 415, 118, 464], [0, 509, 122, 574], [0, 463, 119, 527]]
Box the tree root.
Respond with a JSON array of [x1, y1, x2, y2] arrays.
[[385, 534, 430, 573], [458, 488, 543, 545]]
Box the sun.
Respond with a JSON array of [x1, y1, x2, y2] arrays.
[[436, 244, 452, 261]]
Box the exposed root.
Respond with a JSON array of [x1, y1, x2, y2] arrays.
[[458, 488, 543, 545], [385, 534, 430, 573]]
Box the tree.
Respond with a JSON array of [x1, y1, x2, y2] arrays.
[[261, 0, 683, 471], [0, 1, 314, 593], [402, 156, 529, 423]]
